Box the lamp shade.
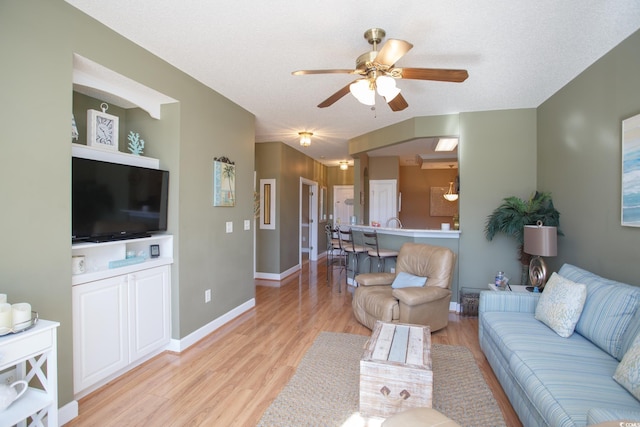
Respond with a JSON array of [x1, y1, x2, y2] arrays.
[[524, 224, 557, 256], [375, 75, 400, 102], [349, 79, 375, 105]]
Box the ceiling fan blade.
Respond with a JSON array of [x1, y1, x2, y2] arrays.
[[387, 93, 408, 111], [397, 68, 469, 82], [292, 69, 359, 76], [317, 82, 355, 108], [374, 39, 413, 66]]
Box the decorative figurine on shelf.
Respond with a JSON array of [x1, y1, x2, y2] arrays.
[[127, 131, 145, 155], [71, 114, 79, 141]]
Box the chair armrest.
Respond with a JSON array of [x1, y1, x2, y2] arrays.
[[392, 286, 451, 306], [478, 290, 540, 315], [355, 272, 395, 286]]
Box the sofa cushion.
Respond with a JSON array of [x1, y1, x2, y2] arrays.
[[587, 408, 640, 424], [391, 272, 427, 289], [559, 264, 640, 359], [509, 350, 639, 427], [614, 333, 640, 401], [535, 273, 587, 337]]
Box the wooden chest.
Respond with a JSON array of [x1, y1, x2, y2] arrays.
[[360, 321, 432, 418]]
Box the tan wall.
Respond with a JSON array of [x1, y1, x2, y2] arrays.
[[399, 166, 459, 229]]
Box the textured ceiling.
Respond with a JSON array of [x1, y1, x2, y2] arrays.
[[65, 0, 640, 166]]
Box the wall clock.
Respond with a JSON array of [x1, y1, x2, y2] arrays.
[[87, 103, 119, 151]]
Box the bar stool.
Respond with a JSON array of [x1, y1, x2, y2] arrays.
[[324, 224, 343, 284], [338, 227, 367, 292], [363, 230, 398, 273]]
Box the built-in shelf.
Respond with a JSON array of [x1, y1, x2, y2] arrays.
[[71, 143, 159, 169], [72, 234, 173, 286]]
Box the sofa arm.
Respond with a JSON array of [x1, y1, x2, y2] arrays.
[[478, 290, 540, 314], [587, 408, 640, 425], [392, 286, 451, 306]]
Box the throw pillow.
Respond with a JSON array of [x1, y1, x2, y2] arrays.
[[534, 272, 587, 338], [391, 272, 427, 289], [613, 333, 640, 400]]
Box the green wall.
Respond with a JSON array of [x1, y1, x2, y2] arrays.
[[1, 0, 255, 408], [255, 142, 328, 275], [349, 110, 538, 294], [537, 29, 640, 285]]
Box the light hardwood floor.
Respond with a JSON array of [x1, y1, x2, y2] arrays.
[[65, 258, 522, 427]]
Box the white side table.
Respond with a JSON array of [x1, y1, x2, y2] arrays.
[[0, 319, 59, 427], [487, 283, 530, 293]]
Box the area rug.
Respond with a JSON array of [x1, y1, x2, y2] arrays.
[[257, 331, 506, 427]]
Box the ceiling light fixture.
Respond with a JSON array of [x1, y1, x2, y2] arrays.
[[443, 164, 459, 201], [435, 138, 459, 152], [339, 161, 349, 170], [349, 75, 401, 106], [443, 181, 459, 201], [299, 132, 313, 147]]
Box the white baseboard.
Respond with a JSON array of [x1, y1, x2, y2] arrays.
[[166, 298, 256, 353], [254, 264, 300, 282], [58, 400, 78, 426]]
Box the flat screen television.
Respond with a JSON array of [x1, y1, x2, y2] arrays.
[[72, 157, 169, 243]]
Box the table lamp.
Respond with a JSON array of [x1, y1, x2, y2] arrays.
[[524, 220, 557, 292]]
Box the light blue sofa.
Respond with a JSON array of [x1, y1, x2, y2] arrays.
[[479, 264, 640, 427]]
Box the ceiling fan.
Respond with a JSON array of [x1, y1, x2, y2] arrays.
[[292, 28, 469, 111]]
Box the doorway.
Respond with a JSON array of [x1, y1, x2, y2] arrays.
[[300, 178, 318, 263]]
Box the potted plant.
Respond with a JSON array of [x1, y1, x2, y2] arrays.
[[484, 191, 561, 285]]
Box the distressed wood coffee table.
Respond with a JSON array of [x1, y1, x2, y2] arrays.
[[360, 320, 433, 418]]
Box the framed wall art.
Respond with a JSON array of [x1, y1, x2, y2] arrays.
[[87, 103, 119, 151], [622, 112, 640, 227], [260, 178, 276, 230], [213, 157, 235, 207]]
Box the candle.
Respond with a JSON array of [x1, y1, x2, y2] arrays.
[[0, 294, 6, 304], [11, 303, 31, 327], [0, 303, 12, 331]]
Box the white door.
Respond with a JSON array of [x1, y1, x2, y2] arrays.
[[369, 180, 397, 226], [333, 185, 354, 226], [300, 178, 318, 262]]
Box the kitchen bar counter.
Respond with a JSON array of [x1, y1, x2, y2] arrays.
[[349, 225, 460, 239]]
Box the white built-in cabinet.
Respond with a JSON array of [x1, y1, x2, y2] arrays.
[[71, 143, 173, 397], [72, 259, 171, 396]]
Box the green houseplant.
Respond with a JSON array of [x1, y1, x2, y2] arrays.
[[485, 191, 561, 285]]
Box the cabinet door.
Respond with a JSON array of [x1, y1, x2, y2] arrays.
[[128, 266, 171, 362], [72, 276, 128, 394]]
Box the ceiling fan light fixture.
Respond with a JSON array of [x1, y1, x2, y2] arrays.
[[375, 75, 400, 101], [299, 131, 313, 147], [349, 79, 375, 106]]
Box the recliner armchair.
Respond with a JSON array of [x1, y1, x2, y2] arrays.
[[352, 242, 456, 331]]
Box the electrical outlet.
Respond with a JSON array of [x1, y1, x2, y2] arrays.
[[390, 267, 396, 274], [205, 289, 211, 303], [0, 369, 16, 385]]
